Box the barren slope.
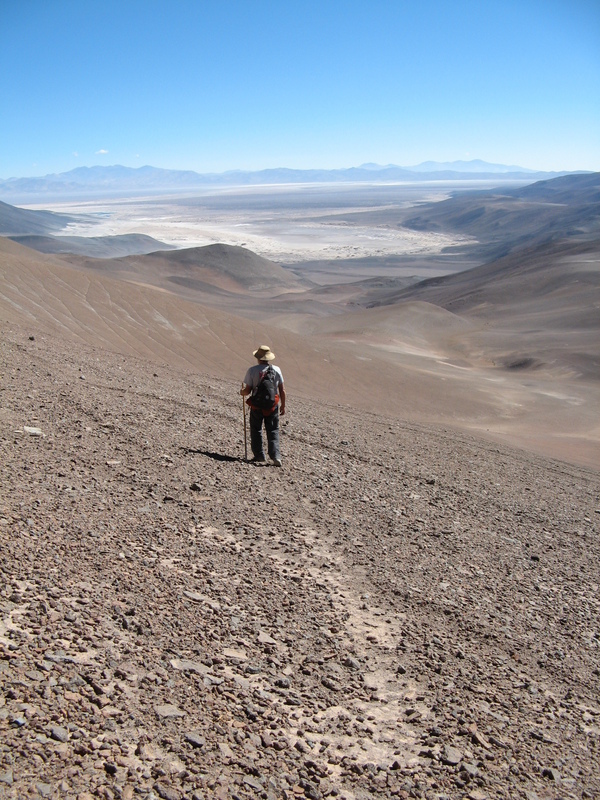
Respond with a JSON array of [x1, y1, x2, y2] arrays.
[[9, 233, 176, 259], [61, 244, 306, 296], [400, 173, 600, 259], [1, 325, 599, 800], [1, 237, 598, 467], [0, 200, 77, 236], [369, 239, 600, 382]]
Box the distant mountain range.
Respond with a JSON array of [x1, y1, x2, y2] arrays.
[[361, 159, 539, 174], [0, 161, 583, 200]]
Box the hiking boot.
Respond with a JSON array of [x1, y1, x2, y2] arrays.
[[271, 456, 282, 467], [251, 455, 266, 463]]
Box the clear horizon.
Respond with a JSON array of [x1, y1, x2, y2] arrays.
[[2, 0, 599, 179]]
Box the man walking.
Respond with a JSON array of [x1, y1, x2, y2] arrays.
[[240, 345, 286, 466]]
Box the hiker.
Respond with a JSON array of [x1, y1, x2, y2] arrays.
[[240, 345, 286, 466]]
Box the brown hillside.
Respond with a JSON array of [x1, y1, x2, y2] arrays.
[[1, 321, 599, 800], [1, 236, 598, 466], [61, 243, 306, 297]]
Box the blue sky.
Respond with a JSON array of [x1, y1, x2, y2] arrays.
[[2, 0, 599, 177]]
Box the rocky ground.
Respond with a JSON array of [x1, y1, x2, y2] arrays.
[[1, 323, 599, 800]]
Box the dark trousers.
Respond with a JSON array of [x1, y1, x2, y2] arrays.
[[250, 407, 280, 460]]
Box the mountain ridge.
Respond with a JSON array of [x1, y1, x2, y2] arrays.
[[399, 172, 600, 259], [0, 161, 583, 201], [0, 199, 79, 235]]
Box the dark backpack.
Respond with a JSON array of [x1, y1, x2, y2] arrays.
[[252, 365, 278, 412]]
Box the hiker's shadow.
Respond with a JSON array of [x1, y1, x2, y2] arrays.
[[183, 447, 242, 463]]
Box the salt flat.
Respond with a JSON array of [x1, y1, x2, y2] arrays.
[[24, 182, 481, 271]]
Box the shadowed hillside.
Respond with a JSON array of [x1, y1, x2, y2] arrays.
[[366, 239, 600, 380], [62, 243, 308, 296], [9, 233, 176, 258], [401, 172, 600, 259], [0, 199, 176, 258], [0, 199, 78, 235]]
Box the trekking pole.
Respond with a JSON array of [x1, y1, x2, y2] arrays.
[[242, 383, 248, 461]]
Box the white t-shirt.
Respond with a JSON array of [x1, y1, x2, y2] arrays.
[[243, 363, 284, 395]]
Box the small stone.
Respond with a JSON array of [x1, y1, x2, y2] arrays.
[[442, 745, 463, 766], [470, 727, 490, 749], [462, 763, 480, 779], [36, 784, 53, 798], [25, 669, 45, 681], [260, 731, 274, 748], [170, 658, 210, 675], [218, 741, 235, 758], [24, 426, 44, 436], [50, 725, 69, 743], [154, 703, 185, 718], [154, 783, 182, 800], [0, 771, 13, 786], [185, 731, 206, 749], [222, 647, 247, 661], [542, 767, 560, 781]]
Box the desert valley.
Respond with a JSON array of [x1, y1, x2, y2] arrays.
[[1, 169, 599, 800]]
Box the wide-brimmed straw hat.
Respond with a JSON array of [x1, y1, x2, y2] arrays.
[[253, 345, 275, 361]]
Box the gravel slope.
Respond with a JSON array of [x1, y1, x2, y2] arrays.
[[1, 324, 599, 800]]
